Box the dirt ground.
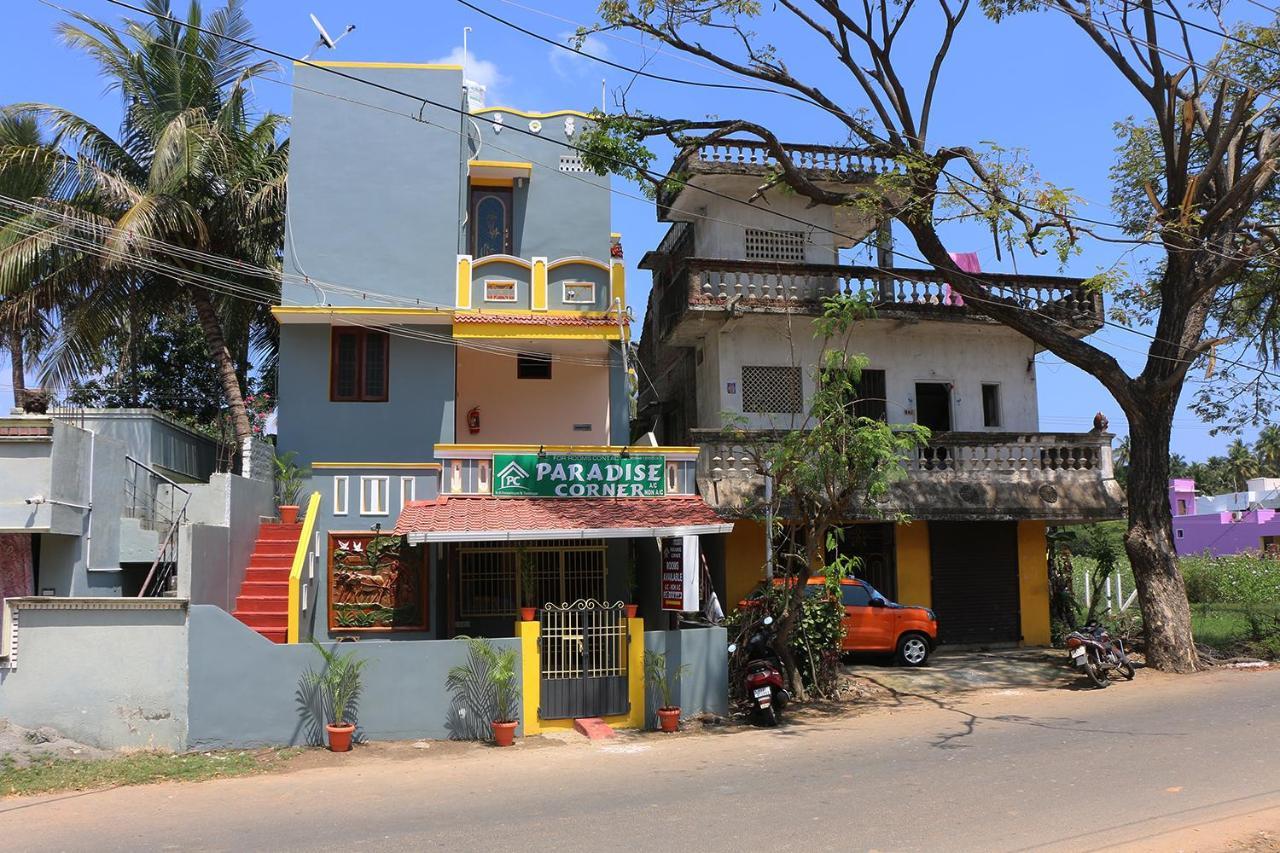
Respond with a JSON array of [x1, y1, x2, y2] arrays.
[[0, 720, 110, 768]]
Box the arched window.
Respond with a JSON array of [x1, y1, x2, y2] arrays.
[[470, 187, 512, 257]]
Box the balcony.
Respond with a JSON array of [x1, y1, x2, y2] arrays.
[[658, 139, 895, 216], [647, 257, 1103, 343], [693, 429, 1126, 523]]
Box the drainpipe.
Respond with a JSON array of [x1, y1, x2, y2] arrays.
[[764, 473, 774, 580]]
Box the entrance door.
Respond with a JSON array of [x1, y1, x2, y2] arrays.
[[928, 521, 1021, 645], [539, 601, 630, 719], [915, 383, 952, 432]]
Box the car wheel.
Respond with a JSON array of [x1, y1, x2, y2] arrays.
[[896, 633, 930, 667]]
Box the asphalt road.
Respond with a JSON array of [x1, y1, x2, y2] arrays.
[[3, 667, 1279, 852]]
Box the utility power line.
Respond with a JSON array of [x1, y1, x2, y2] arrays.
[[23, 0, 1280, 381]]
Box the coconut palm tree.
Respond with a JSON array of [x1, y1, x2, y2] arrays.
[[1225, 439, 1260, 493], [1255, 425, 1280, 478], [0, 0, 285, 444], [0, 111, 65, 407]]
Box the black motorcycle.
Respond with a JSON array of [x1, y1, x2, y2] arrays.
[[1065, 623, 1136, 688], [729, 616, 790, 726]]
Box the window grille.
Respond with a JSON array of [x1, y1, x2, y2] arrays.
[[742, 365, 803, 414], [559, 154, 586, 172], [457, 540, 606, 619], [745, 228, 806, 261]]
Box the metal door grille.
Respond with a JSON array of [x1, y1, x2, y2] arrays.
[[539, 600, 629, 719], [459, 541, 606, 619]]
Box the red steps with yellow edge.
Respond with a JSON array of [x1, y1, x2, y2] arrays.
[[231, 521, 303, 644]]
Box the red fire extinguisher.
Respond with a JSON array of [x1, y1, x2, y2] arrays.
[[467, 406, 481, 434]]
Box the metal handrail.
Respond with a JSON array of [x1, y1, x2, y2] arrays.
[[124, 455, 192, 495], [287, 491, 323, 644]]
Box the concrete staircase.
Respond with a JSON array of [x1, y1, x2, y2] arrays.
[[231, 521, 302, 644]]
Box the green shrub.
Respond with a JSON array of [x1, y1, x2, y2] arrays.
[[1181, 552, 1280, 647]]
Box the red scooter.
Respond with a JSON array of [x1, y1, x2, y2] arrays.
[[729, 616, 790, 726]]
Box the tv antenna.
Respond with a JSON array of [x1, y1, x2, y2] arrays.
[[302, 13, 355, 61]]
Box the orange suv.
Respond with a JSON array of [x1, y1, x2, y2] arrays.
[[746, 577, 938, 667]]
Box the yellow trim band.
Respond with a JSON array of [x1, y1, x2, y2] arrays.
[[311, 462, 443, 470], [472, 255, 533, 270], [468, 160, 534, 170], [453, 322, 621, 341], [547, 257, 610, 273], [475, 107, 591, 119], [271, 306, 452, 317], [297, 61, 463, 70], [434, 443, 700, 455], [287, 491, 322, 645], [610, 259, 626, 310]]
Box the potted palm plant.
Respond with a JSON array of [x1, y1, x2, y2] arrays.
[[645, 651, 689, 733], [449, 638, 521, 746], [303, 641, 367, 752], [274, 450, 308, 525], [518, 550, 538, 621]]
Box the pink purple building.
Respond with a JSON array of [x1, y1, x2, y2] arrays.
[[1169, 477, 1280, 556]]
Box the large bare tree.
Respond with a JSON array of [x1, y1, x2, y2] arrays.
[[580, 0, 1280, 671]]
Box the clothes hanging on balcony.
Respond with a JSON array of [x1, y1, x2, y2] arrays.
[[943, 252, 982, 307]]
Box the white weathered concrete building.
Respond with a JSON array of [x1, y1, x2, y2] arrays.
[[636, 138, 1126, 646]]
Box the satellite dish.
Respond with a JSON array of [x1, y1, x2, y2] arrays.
[[302, 13, 356, 60]]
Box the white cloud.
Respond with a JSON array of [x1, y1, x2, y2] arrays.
[[428, 46, 508, 103], [549, 31, 612, 79]]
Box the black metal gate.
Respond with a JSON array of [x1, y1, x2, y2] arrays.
[[539, 600, 630, 720]]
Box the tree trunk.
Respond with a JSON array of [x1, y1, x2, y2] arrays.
[[1123, 401, 1200, 672], [8, 333, 25, 409], [189, 285, 253, 445]]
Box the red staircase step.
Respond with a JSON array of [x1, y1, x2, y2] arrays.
[[229, 520, 307, 644]]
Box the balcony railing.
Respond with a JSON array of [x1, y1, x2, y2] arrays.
[[659, 138, 896, 211], [692, 429, 1124, 521], [652, 258, 1102, 338]]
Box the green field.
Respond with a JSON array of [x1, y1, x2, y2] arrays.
[[0, 748, 300, 797]]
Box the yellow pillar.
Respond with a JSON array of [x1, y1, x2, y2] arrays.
[[724, 519, 766, 608], [456, 254, 473, 310], [610, 258, 626, 310], [531, 256, 548, 311], [517, 619, 541, 736], [624, 616, 645, 730], [1017, 521, 1052, 646], [895, 521, 932, 607]]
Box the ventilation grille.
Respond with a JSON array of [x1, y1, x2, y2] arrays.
[[742, 365, 803, 414], [559, 155, 586, 173], [745, 229, 806, 261]]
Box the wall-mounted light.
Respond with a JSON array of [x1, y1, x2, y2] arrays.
[[537, 444, 546, 459]]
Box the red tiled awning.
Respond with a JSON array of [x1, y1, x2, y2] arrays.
[[394, 496, 732, 543]]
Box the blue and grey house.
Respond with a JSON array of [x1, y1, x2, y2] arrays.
[[265, 60, 730, 654]]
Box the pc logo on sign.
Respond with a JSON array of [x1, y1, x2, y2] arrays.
[[496, 459, 531, 493]]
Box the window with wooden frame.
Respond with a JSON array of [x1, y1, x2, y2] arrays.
[[333, 476, 349, 515], [331, 328, 389, 402], [483, 279, 517, 302], [981, 383, 1002, 428], [562, 281, 596, 304], [820, 367, 887, 421], [360, 476, 389, 516]]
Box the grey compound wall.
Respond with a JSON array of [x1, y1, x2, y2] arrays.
[[642, 627, 730, 729], [0, 601, 188, 750], [186, 606, 524, 748]]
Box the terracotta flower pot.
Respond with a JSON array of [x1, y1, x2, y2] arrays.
[[279, 505, 300, 525], [625, 604, 639, 618], [520, 607, 537, 622], [657, 707, 681, 733], [326, 722, 355, 752], [492, 720, 518, 747]]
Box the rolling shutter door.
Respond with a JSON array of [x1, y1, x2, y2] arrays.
[[928, 522, 1021, 645]]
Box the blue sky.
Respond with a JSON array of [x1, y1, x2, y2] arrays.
[[1, 0, 1268, 459]]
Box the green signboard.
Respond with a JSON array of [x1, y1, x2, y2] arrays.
[[492, 453, 666, 498]]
